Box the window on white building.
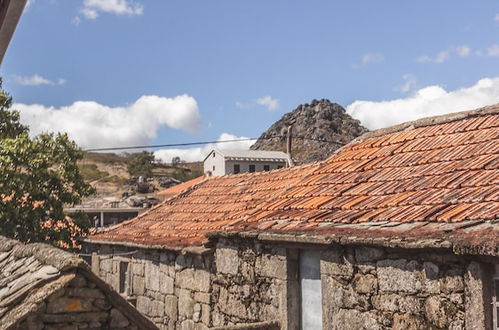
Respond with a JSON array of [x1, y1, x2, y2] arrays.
[[234, 164, 240, 174], [249, 164, 255, 173], [263, 165, 270, 171]]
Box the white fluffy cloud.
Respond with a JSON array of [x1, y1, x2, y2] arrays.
[[13, 94, 201, 149], [79, 0, 143, 19], [13, 74, 66, 86], [256, 96, 280, 111], [347, 77, 499, 129], [154, 133, 254, 163]]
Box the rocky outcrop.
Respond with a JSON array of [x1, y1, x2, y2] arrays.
[[251, 99, 367, 164]]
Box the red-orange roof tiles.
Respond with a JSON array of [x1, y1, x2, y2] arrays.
[[242, 106, 499, 231], [157, 176, 206, 199], [87, 104, 499, 249], [88, 163, 320, 247]]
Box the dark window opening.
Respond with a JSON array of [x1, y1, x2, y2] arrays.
[[213, 165, 215, 171], [277, 165, 284, 169], [264, 165, 270, 171], [119, 261, 129, 294], [249, 164, 255, 173], [234, 164, 240, 174]]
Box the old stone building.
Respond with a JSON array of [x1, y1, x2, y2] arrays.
[[0, 235, 157, 329], [83, 104, 499, 329]]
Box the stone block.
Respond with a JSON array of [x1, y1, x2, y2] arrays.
[[151, 300, 165, 317], [372, 294, 421, 313], [256, 254, 287, 279], [355, 247, 385, 263], [165, 295, 178, 321], [201, 304, 210, 325], [110, 308, 130, 328], [175, 268, 210, 292], [423, 262, 440, 294], [424, 295, 458, 328], [100, 258, 112, 272], [69, 275, 87, 288], [46, 297, 93, 313], [66, 288, 105, 299], [145, 261, 161, 292], [322, 276, 368, 310], [132, 275, 145, 295], [178, 289, 194, 317], [159, 272, 174, 294], [132, 262, 144, 276], [392, 313, 428, 330], [181, 320, 195, 330], [377, 259, 422, 293], [353, 273, 377, 294], [193, 303, 202, 322], [194, 292, 210, 304], [329, 308, 381, 330], [440, 268, 464, 293], [137, 296, 151, 315], [94, 298, 112, 311], [464, 262, 486, 329], [215, 248, 239, 275], [321, 249, 354, 280]]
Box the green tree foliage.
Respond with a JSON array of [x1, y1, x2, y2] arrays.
[[0, 82, 94, 249], [126, 151, 155, 177]]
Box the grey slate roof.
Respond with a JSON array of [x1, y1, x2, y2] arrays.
[[0, 236, 156, 329]]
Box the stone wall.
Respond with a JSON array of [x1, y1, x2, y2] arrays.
[[86, 244, 213, 329], [83, 240, 494, 330], [83, 240, 290, 330], [15, 270, 141, 329], [211, 238, 296, 328], [320, 245, 491, 330]]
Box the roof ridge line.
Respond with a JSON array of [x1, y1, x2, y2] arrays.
[[0, 236, 85, 271], [350, 103, 499, 144]]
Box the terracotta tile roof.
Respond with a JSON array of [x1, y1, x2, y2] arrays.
[[87, 163, 319, 247], [87, 104, 499, 250], [157, 176, 206, 198], [243, 105, 498, 231]]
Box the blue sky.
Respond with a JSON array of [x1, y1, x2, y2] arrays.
[[2, 0, 499, 161]]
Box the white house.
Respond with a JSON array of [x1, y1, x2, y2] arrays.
[[203, 149, 289, 176]]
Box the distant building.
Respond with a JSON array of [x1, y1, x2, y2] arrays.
[[203, 149, 289, 176], [65, 197, 148, 228]]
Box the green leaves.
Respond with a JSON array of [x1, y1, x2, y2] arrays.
[[126, 150, 155, 177], [0, 81, 94, 250]]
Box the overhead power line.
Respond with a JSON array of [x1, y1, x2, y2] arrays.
[[83, 136, 345, 152]]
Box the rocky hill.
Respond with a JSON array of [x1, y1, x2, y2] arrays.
[[251, 99, 368, 163]]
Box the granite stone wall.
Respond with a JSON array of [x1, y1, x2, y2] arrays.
[[15, 271, 141, 329], [83, 240, 292, 330], [83, 241, 494, 330], [320, 245, 490, 330]]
